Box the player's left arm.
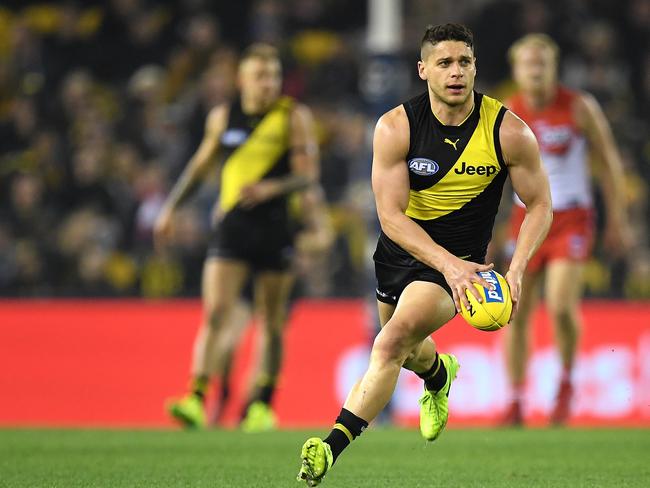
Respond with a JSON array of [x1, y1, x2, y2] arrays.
[[501, 111, 553, 312], [295, 184, 334, 256], [574, 92, 632, 254], [240, 103, 319, 208]]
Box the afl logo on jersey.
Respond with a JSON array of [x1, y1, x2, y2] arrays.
[[408, 158, 439, 176], [221, 129, 249, 146]]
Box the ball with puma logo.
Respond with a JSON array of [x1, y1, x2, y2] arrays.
[[459, 270, 512, 331]]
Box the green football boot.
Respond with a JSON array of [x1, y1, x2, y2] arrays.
[[166, 394, 206, 429], [296, 437, 333, 487], [241, 401, 277, 433], [419, 353, 460, 441]]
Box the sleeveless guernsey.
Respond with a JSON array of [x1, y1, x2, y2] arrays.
[[401, 90, 508, 258], [508, 86, 591, 210], [373, 91, 509, 304]]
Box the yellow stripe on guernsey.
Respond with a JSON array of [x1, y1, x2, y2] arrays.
[[219, 96, 293, 213], [406, 96, 504, 220]]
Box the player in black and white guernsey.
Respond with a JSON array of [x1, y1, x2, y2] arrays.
[[297, 24, 552, 486]]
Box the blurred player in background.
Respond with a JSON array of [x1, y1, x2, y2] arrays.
[[502, 34, 631, 426], [297, 24, 552, 486], [155, 43, 321, 431], [206, 185, 333, 426]]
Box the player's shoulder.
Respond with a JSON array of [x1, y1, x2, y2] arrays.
[[499, 110, 539, 165], [559, 87, 604, 132], [290, 100, 313, 119], [289, 101, 317, 137], [568, 88, 600, 117], [206, 104, 230, 133], [553, 85, 594, 114], [373, 105, 410, 153], [557, 84, 583, 101], [207, 103, 229, 123], [374, 105, 409, 143], [376, 105, 409, 133]]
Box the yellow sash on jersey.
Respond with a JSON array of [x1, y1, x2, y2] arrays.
[[219, 96, 293, 213], [405, 96, 504, 220]]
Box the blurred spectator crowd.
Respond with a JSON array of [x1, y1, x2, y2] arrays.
[[0, 0, 648, 299]]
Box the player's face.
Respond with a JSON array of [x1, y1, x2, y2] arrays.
[[418, 41, 476, 107], [238, 57, 282, 108], [512, 45, 557, 95]]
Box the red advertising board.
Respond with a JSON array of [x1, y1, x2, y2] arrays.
[[0, 300, 648, 427]]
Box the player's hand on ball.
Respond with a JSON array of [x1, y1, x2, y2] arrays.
[[441, 257, 495, 312], [459, 270, 512, 331]]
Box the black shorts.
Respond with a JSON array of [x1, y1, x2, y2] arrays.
[[373, 231, 484, 305], [207, 207, 295, 272]]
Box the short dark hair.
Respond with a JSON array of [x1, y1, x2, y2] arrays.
[[420, 23, 474, 58]]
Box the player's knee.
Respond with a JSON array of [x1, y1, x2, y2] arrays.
[[262, 311, 287, 334], [372, 336, 408, 367], [204, 310, 221, 330], [260, 326, 282, 345], [204, 301, 234, 330], [372, 327, 413, 367], [548, 302, 577, 328]]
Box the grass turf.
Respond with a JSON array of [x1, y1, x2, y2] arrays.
[[0, 428, 648, 487]]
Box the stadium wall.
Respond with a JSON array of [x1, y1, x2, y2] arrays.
[[0, 300, 648, 428]]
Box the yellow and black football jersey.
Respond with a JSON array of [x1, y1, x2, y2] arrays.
[[403, 91, 508, 256], [373, 91, 509, 304], [217, 95, 294, 215], [207, 96, 297, 271]]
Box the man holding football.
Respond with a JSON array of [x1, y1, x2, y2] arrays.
[[297, 23, 552, 486]]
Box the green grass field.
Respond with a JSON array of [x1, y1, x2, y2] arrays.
[[1, 428, 648, 487]]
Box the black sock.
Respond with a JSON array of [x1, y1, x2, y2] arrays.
[[251, 375, 277, 405], [257, 384, 276, 405], [323, 408, 369, 463], [240, 377, 277, 420], [416, 353, 448, 393], [219, 378, 230, 405], [191, 375, 209, 402]]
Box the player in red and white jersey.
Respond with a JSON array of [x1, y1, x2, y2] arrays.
[[502, 34, 631, 426]]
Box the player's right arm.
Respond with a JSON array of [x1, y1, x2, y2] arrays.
[[371, 107, 494, 311], [501, 111, 553, 311], [154, 105, 228, 248]]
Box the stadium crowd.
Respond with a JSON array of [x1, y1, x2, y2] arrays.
[[0, 0, 647, 298]]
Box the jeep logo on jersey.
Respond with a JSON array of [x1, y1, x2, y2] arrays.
[[478, 271, 504, 303], [408, 158, 439, 176], [454, 161, 498, 177]]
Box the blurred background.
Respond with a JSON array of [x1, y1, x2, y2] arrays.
[[0, 0, 648, 300], [0, 0, 648, 428]]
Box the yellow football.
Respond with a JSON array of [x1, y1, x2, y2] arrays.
[[459, 270, 512, 331]]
